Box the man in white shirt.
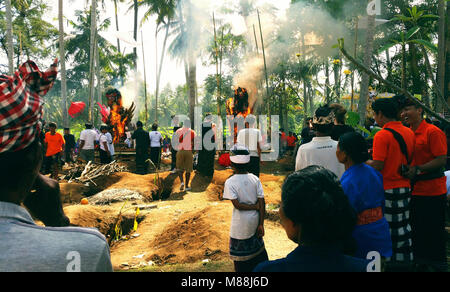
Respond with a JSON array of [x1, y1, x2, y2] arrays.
[[237, 115, 263, 177], [295, 105, 345, 179], [79, 123, 98, 163], [149, 123, 163, 170]]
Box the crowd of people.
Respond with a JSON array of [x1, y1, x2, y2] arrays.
[[0, 60, 448, 272], [39, 121, 117, 179]]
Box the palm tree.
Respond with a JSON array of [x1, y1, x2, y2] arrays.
[[139, 0, 177, 122], [357, 11, 376, 127], [88, 0, 98, 123], [113, 0, 125, 85], [58, 0, 68, 127], [437, 0, 446, 111], [168, 0, 199, 124], [5, 0, 14, 74]]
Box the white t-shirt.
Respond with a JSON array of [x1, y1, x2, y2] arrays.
[[106, 132, 114, 156], [99, 133, 114, 156], [237, 128, 263, 157], [79, 129, 98, 150], [295, 136, 345, 179], [223, 174, 264, 240], [99, 134, 108, 151], [149, 131, 162, 148]]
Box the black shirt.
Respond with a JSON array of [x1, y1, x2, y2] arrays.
[[64, 134, 76, 151], [132, 128, 150, 150]]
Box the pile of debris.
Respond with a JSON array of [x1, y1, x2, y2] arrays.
[[88, 189, 145, 205], [63, 161, 128, 186]]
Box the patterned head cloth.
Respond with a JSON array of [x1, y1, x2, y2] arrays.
[[313, 105, 335, 125], [0, 59, 58, 154]]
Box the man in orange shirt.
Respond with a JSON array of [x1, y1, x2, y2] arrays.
[[44, 122, 65, 180], [367, 98, 415, 268], [400, 98, 447, 272]]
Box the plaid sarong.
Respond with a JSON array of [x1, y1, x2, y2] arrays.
[[0, 60, 58, 154], [384, 187, 414, 262]]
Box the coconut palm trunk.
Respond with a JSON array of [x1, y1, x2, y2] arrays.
[[59, 0, 68, 128], [5, 0, 14, 75], [445, 1, 450, 107], [437, 0, 446, 112], [133, 0, 138, 69], [358, 14, 376, 127], [88, 0, 98, 123], [187, 53, 197, 124], [114, 0, 124, 86], [155, 20, 171, 123]]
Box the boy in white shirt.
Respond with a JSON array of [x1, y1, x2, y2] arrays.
[[222, 144, 268, 272]]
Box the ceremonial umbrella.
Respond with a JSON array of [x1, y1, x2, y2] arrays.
[[68, 101, 86, 118]]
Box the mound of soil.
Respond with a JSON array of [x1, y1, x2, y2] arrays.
[[147, 206, 230, 265]]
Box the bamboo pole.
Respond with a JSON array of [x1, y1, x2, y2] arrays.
[[253, 24, 259, 54], [257, 9, 270, 117]]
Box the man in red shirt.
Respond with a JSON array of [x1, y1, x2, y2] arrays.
[[44, 122, 65, 180], [367, 98, 415, 268], [287, 132, 296, 153], [400, 98, 447, 272], [174, 119, 196, 192]]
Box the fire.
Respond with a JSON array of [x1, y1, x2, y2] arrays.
[[105, 88, 134, 144], [110, 104, 128, 144], [226, 87, 253, 143]]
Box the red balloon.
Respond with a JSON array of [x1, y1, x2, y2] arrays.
[[68, 102, 86, 118]]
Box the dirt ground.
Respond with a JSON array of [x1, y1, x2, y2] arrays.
[[59, 155, 297, 271]]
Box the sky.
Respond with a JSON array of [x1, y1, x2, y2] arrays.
[[44, 0, 291, 97]]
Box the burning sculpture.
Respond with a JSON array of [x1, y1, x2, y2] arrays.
[[226, 87, 253, 143], [103, 88, 135, 144]]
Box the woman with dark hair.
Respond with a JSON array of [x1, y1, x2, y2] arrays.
[[254, 166, 368, 272], [329, 103, 355, 141], [336, 132, 392, 260]]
